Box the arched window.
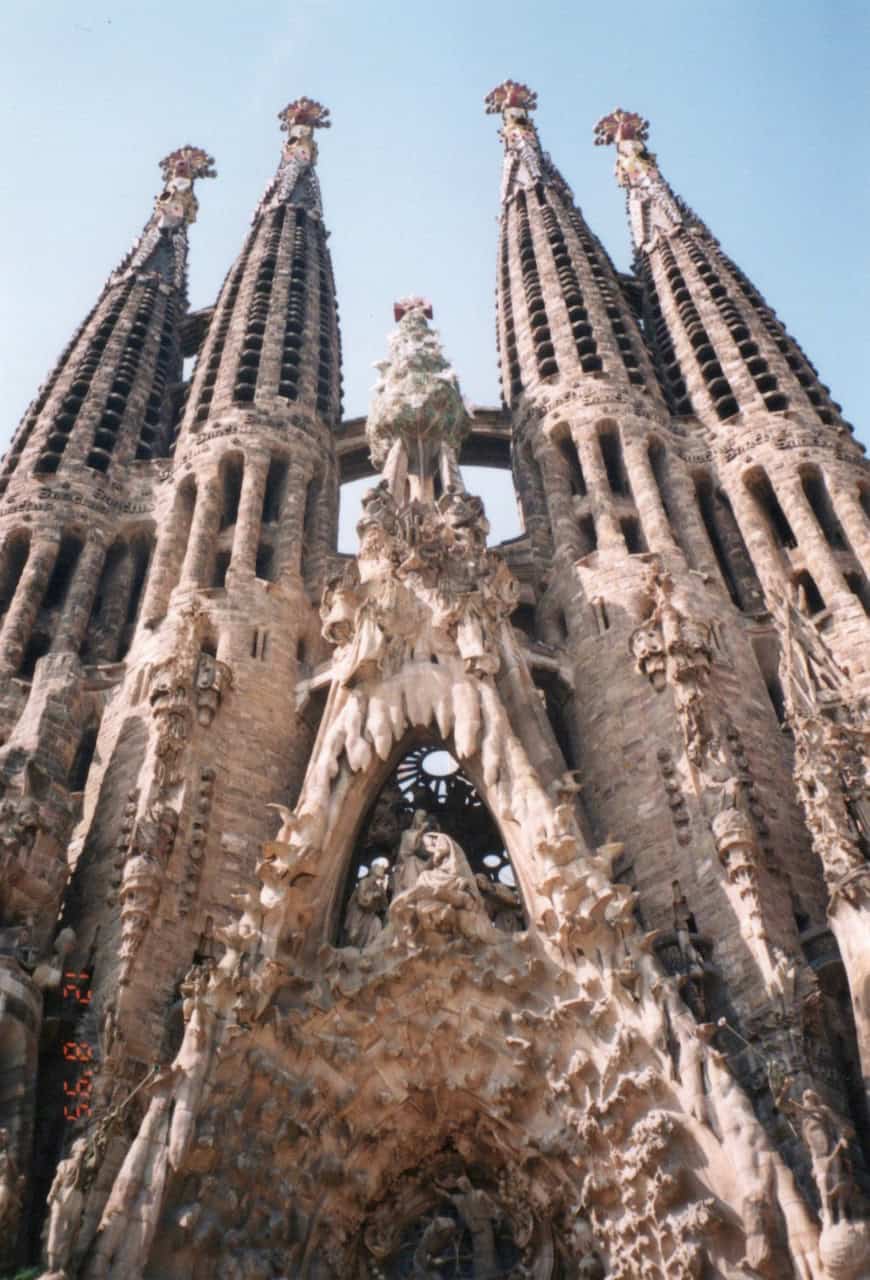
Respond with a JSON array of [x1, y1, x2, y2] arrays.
[[557, 435, 587, 497], [800, 467, 848, 550], [0, 531, 30, 619], [598, 426, 630, 497], [69, 722, 99, 792], [219, 454, 243, 530], [744, 468, 797, 549], [793, 570, 825, 616]]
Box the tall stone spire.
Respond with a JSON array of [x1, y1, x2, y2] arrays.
[[595, 109, 870, 670], [181, 97, 341, 433], [0, 147, 215, 490], [594, 108, 853, 434], [486, 81, 662, 410]]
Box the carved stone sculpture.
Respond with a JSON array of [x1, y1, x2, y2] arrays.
[[40, 1137, 89, 1277], [344, 861, 389, 949]]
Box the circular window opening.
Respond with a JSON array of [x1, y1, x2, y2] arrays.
[[421, 750, 459, 778]]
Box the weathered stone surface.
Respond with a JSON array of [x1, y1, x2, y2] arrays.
[[0, 83, 866, 1280]]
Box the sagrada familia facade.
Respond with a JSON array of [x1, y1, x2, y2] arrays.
[[0, 79, 869, 1278]]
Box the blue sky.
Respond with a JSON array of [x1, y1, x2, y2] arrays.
[[1, 1, 867, 545]]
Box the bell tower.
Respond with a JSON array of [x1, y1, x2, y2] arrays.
[[594, 109, 870, 677]]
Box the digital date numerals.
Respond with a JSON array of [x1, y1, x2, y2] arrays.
[[63, 1067, 93, 1120], [62, 971, 91, 1006], [62, 970, 93, 1121]]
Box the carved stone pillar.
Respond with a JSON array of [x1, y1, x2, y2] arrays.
[[534, 439, 583, 560], [141, 504, 184, 626], [275, 464, 313, 579], [51, 532, 107, 654], [230, 454, 269, 578], [728, 482, 789, 602], [180, 476, 221, 589], [89, 544, 135, 661], [623, 438, 678, 554], [776, 478, 848, 607], [830, 484, 870, 583], [0, 535, 60, 673], [571, 425, 622, 549]]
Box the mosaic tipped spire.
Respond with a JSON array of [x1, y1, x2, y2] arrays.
[[256, 96, 331, 218], [278, 96, 332, 132], [154, 145, 216, 227], [593, 108, 662, 191], [484, 79, 538, 116], [485, 80, 571, 205]]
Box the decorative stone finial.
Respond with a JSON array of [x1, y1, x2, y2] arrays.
[[155, 145, 216, 228], [393, 297, 433, 323], [593, 108, 660, 191], [259, 97, 331, 216], [111, 144, 215, 285], [486, 81, 569, 204], [159, 146, 217, 186], [278, 97, 332, 133], [593, 109, 650, 148], [484, 80, 538, 116]]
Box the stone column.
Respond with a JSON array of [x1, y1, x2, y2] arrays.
[[276, 465, 313, 580], [89, 544, 135, 661], [727, 483, 789, 603], [0, 533, 21, 617], [829, 483, 870, 583], [571, 424, 622, 549], [141, 488, 194, 626], [622, 438, 678, 554], [0, 535, 60, 673], [776, 478, 848, 606], [230, 454, 269, 578], [533, 438, 582, 561], [180, 476, 221, 589], [52, 532, 107, 654]]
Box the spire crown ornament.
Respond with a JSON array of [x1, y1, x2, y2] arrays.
[[258, 96, 331, 217], [154, 145, 216, 228], [278, 96, 332, 133], [593, 108, 661, 190], [593, 108, 650, 148], [484, 80, 538, 117]]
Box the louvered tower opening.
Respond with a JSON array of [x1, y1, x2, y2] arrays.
[[35, 279, 136, 474], [235, 207, 286, 403], [561, 198, 647, 385], [659, 241, 738, 420], [279, 210, 308, 402], [193, 235, 256, 425], [87, 282, 161, 472], [515, 191, 558, 379]]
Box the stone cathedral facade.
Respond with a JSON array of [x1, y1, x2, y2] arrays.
[[1, 79, 870, 1278]]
